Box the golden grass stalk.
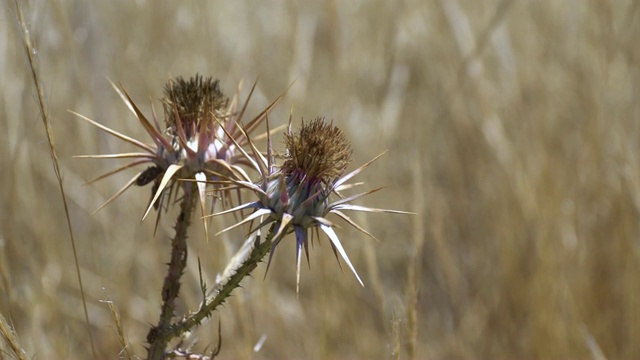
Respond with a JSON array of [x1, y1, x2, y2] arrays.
[[0, 313, 27, 360], [407, 160, 425, 360], [102, 299, 133, 360], [391, 309, 402, 360], [12, 1, 96, 358]]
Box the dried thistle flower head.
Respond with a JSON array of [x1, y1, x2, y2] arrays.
[[162, 74, 227, 138], [283, 118, 352, 182], [73, 75, 286, 235], [211, 117, 410, 292]]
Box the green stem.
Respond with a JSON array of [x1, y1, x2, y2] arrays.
[[166, 228, 275, 340], [147, 183, 197, 359]]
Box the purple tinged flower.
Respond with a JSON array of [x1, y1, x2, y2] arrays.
[[73, 75, 285, 236], [210, 117, 409, 292]]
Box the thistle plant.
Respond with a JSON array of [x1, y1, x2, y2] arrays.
[[76, 75, 408, 359], [73, 75, 282, 234], [210, 117, 409, 292], [75, 75, 283, 358]]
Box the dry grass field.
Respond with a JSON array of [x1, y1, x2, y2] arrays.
[[2, 0, 640, 359]]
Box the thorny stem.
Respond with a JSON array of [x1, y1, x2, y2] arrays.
[[147, 182, 198, 360], [166, 227, 276, 341]]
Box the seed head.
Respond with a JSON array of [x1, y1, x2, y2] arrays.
[[283, 118, 352, 182], [162, 74, 227, 138]]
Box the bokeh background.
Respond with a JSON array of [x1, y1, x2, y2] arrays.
[[2, 0, 640, 359]]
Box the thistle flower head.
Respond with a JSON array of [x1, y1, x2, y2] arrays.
[[283, 118, 351, 182], [74, 75, 285, 236], [159, 75, 238, 176], [264, 119, 351, 224], [212, 117, 409, 292], [162, 75, 227, 138]]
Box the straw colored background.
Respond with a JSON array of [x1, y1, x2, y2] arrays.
[[2, 1, 639, 359]]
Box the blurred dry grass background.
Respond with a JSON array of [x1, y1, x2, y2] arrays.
[[1, 0, 640, 359]]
